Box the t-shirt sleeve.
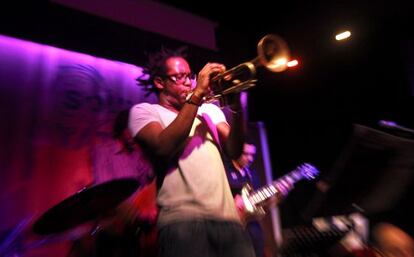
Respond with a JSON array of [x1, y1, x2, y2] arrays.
[[129, 103, 159, 137]]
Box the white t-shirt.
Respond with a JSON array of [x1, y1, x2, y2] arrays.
[[129, 103, 240, 226]]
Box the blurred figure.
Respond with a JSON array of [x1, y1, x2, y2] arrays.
[[69, 110, 156, 257], [92, 109, 153, 185], [371, 223, 414, 257], [329, 222, 414, 257]]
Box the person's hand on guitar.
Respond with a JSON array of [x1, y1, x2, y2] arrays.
[[234, 194, 246, 213], [271, 179, 294, 204], [234, 194, 249, 225], [234, 179, 295, 225]]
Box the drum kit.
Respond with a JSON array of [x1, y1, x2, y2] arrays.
[[0, 178, 143, 257]]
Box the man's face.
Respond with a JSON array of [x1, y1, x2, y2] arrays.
[[159, 57, 194, 106], [237, 143, 256, 169]]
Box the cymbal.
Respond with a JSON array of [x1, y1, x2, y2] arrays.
[[33, 178, 140, 235]]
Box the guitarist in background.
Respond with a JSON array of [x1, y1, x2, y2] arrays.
[[225, 142, 264, 257], [225, 142, 293, 257]]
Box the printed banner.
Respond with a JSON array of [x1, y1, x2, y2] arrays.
[[0, 34, 156, 257]]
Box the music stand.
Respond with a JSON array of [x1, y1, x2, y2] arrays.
[[304, 124, 414, 220]]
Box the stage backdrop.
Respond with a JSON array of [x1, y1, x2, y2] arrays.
[[0, 34, 156, 257]]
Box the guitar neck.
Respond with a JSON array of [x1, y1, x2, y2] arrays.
[[248, 170, 304, 205]]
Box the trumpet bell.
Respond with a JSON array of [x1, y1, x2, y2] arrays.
[[257, 34, 290, 73], [205, 33, 290, 106]]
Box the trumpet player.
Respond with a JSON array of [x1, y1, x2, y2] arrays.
[[130, 46, 255, 257]]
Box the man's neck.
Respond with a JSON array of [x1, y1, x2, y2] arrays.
[[159, 95, 181, 113], [232, 160, 245, 173]]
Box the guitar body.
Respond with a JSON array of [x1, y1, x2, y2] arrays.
[[240, 183, 266, 221]]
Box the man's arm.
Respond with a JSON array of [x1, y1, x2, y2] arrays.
[[135, 104, 199, 160], [218, 95, 246, 160]]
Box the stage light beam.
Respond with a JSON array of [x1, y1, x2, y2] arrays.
[[335, 31, 351, 41], [287, 59, 299, 68]]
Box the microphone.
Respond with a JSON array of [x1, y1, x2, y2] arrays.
[[378, 120, 414, 134]]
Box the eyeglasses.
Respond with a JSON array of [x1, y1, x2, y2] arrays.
[[164, 73, 196, 84]]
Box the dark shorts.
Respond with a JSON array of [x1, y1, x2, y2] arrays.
[[157, 219, 256, 257]]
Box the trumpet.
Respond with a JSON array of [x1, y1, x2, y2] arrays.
[[205, 34, 290, 106]]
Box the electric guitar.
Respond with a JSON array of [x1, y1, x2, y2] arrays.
[[240, 163, 319, 220]]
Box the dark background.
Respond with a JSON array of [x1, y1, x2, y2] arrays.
[[1, 0, 413, 232]]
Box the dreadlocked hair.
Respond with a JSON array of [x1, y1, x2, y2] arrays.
[[136, 46, 188, 95]]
